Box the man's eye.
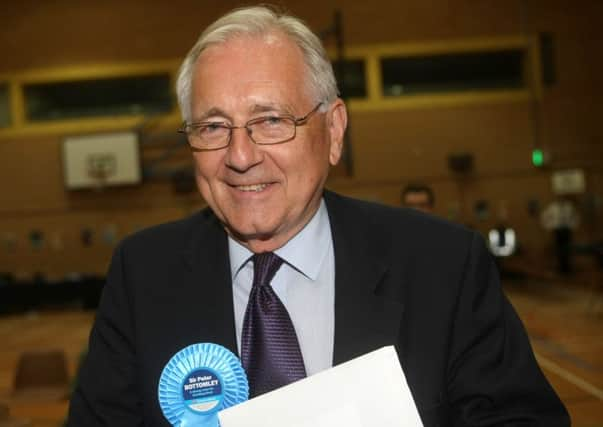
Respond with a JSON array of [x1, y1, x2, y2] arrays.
[[199, 123, 226, 135], [262, 116, 284, 126]]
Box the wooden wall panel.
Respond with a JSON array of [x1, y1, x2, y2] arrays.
[[0, 137, 66, 212], [0, 205, 204, 280], [350, 102, 534, 181], [0, 0, 601, 278], [0, 0, 524, 72]]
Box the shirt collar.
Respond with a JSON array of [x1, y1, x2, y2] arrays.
[[228, 199, 331, 281]]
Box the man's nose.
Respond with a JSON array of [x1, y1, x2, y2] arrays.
[[224, 126, 263, 172]]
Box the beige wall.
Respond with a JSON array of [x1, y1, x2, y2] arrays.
[[0, 0, 601, 279]]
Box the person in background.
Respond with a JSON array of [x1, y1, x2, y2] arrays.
[[541, 195, 581, 275], [401, 183, 435, 214], [67, 5, 569, 426]]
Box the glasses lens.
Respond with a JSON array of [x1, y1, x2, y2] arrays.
[[249, 117, 295, 144], [190, 123, 230, 149]]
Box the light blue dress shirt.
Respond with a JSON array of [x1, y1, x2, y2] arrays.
[[229, 199, 335, 376]]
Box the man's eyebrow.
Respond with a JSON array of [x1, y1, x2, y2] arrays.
[[193, 107, 232, 123], [192, 103, 294, 123]]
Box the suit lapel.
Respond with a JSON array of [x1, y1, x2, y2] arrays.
[[325, 192, 404, 365], [179, 210, 238, 355]]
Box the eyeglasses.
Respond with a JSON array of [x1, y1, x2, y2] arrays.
[[178, 103, 323, 152]]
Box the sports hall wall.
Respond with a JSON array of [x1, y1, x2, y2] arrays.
[[0, 0, 601, 280]]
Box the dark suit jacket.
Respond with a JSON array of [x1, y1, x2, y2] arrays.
[[67, 191, 569, 426]]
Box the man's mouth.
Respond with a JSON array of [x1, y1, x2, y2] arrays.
[[235, 183, 271, 192]]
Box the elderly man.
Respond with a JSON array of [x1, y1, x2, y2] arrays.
[[67, 5, 569, 426]]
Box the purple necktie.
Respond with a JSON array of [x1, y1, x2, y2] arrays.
[[241, 252, 307, 397]]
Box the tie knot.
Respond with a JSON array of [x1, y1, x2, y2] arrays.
[[252, 252, 283, 288]]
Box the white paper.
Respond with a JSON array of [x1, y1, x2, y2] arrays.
[[218, 346, 423, 427]]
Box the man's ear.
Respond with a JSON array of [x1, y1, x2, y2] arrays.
[[327, 98, 348, 166]]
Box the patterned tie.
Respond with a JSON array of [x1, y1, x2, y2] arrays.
[[241, 252, 307, 397]]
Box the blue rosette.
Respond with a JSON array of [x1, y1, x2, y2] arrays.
[[158, 343, 249, 427]]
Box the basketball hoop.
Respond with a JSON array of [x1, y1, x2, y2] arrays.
[[86, 153, 117, 190]]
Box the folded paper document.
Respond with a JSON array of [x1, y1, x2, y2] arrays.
[[218, 346, 423, 427]]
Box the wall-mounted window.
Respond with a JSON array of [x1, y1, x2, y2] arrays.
[[24, 74, 172, 122], [333, 59, 367, 98], [0, 84, 11, 127], [381, 49, 525, 96], [0, 38, 537, 136]]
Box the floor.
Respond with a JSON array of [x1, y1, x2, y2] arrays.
[[0, 278, 601, 426], [505, 279, 603, 426]]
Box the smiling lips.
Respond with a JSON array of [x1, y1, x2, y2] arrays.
[[234, 183, 272, 192]]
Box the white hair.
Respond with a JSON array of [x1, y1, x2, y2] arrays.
[[176, 5, 339, 123]]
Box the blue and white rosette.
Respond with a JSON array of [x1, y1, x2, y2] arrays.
[[158, 343, 248, 427]]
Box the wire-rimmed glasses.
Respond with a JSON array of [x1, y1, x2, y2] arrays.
[[178, 103, 323, 151]]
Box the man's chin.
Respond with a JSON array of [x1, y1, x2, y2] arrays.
[[225, 223, 273, 241], [224, 223, 290, 252]]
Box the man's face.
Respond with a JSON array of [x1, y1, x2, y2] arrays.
[[403, 192, 433, 213], [189, 33, 346, 252]]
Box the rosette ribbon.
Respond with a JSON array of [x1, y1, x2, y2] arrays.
[[158, 343, 249, 427]]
